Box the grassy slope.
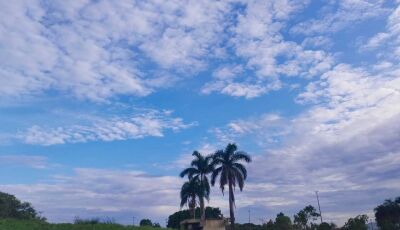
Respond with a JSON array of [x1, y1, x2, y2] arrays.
[[0, 219, 170, 230]]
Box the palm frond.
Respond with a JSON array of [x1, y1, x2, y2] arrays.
[[232, 163, 247, 179], [232, 151, 251, 163]]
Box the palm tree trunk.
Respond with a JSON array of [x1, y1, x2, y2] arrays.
[[228, 179, 235, 230], [200, 175, 206, 222], [200, 196, 205, 222]]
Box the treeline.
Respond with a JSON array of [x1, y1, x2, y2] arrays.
[[234, 197, 400, 230]]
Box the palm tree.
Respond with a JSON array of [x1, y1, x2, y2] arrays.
[[180, 178, 202, 219], [180, 151, 213, 222], [211, 143, 251, 230]]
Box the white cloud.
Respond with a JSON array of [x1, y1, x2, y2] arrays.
[[0, 168, 183, 224], [0, 0, 233, 101], [209, 62, 400, 224], [291, 0, 389, 35], [361, 4, 400, 58], [19, 110, 194, 145]]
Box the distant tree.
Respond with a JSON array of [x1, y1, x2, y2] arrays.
[[180, 151, 213, 222], [139, 218, 152, 226], [0, 191, 45, 221], [275, 212, 293, 230], [234, 223, 265, 230], [265, 219, 275, 230], [294, 205, 320, 230], [317, 222, 336, 230], [153, 222, 161, 228], [374, 197, 400, 230], [74, 217, 100, 225], [211, 143, 251, 230], [341, 215, 368, 230], [167, 207, 223, 229]]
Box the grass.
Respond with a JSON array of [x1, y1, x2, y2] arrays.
[[0, 219, 170, 230]]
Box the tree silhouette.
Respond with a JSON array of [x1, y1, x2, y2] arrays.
[[211, 143, 251, 230], [180, 151, 213, 221], [180, 177, 203, 219]]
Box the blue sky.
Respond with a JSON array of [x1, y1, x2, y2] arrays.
[[0, 0, 400, 226]]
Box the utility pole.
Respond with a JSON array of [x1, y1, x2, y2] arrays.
[[132, 216, 135, 227], [248, 210, 251, 224], [315, 191, 323, 224]]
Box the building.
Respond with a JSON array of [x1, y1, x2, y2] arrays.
[[180, 219, 228, 230]]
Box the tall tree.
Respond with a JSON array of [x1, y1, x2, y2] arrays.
[[294, 205, 320, 230], [211, 143, 251, 230], [180, 178, 202, 219], [374, 197, 400, 230], [180, 151, 213, 221]]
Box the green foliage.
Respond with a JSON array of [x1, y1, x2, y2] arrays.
[[374, 197, 400, 230], [166, 207, 223, 229], [293, 205, 320, 230], [140, 219, 153, 226], [234, 223, 266, 230], [0, 219, 169, 230], [0, 191, 45, 221], [341, 215, 368, 230], [180, 177, 204, 218], [275, 212, 293, 230], [210, 143, 251, 229], [74, 217, 100, 224], [180, 151, 213, 221], [317, 222, 336, 230]]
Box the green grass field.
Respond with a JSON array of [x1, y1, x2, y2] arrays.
[[0, 219, 171, 230]]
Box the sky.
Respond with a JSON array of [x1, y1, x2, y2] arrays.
[[0, 0, 399, 227]]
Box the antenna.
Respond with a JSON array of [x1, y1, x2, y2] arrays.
[[315, 191, 323, 223]]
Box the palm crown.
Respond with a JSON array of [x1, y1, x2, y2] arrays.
[[180, 177, 203, 218], [211, 143, 251, 230], [180, 151, 213, 221]]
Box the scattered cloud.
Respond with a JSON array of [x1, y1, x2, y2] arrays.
[[209, 61, 400, 224], [0, 168, 183, 224], [291, 0, 389, 35], [18, 110, 194, 145], [0, 155, 52, 169]]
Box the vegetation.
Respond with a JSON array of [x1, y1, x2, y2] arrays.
[[210, 143, 251, 229], [374, 196, 400, 230], [180, 151, 213, 221], [0, 191, 45, 221], [293, 205, 320, 230], [179, 177, 203, 219], [178, 143, 251, 230], [0, 219, 167, 230], [139, 219, 160, 228], [167, 207, 222, 229], [341, 215, 368, 230]]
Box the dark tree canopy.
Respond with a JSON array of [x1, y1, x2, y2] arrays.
[[341, 215, 368, 230], [167, 207, 223, 229], [0, 191, 44, 221], [139, 218, 152, 226], [275, 212, 293, 230], [374, 197, 400, 230]]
